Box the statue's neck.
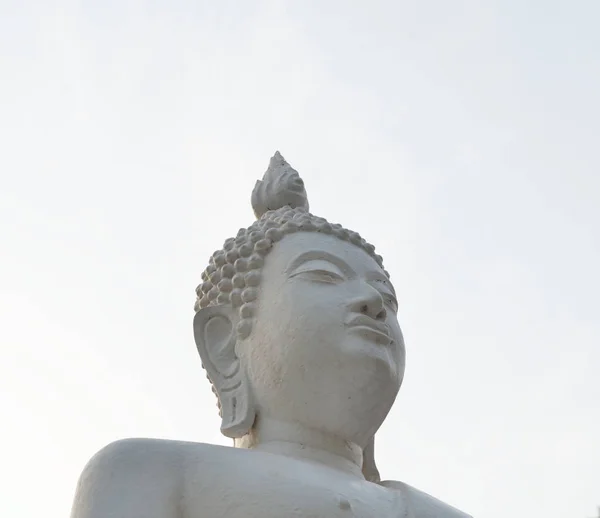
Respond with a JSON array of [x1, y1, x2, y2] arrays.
[[233, 417, 364, 479]]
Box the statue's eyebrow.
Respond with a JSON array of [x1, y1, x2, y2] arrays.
[[286, 250, 354, 277]]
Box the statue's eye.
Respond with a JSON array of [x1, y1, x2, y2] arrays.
[[294, 269, 344, 284]]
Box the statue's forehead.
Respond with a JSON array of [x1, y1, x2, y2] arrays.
[[264, 232, 389, 281]]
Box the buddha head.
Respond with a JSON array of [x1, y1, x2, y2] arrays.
[[193, 152, 405, 480]]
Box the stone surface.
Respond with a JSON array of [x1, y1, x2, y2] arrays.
[[70, 152, 473, 518]]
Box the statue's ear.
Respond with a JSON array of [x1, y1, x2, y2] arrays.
[[193, 305, 255, 438]]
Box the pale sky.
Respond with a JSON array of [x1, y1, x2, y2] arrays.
[[1, 1, 599, 517]]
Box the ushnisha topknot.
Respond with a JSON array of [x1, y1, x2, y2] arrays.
[[251, 151, 309, 218], [195, 152, 388, 342]]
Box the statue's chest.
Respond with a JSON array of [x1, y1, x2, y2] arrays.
[[185, 462, 407, 518]]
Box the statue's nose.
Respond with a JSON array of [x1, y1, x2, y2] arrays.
[[352, 284, 387, 321]]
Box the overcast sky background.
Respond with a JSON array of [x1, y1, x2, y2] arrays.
[[1, 1, 599, 517]]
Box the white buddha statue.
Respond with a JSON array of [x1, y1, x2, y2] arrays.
[[70, 152, 472, 518]]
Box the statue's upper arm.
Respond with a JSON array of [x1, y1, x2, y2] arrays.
[[70, 439, 180, 518]]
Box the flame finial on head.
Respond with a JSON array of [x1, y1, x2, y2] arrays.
[[251, 151, 309, 219]]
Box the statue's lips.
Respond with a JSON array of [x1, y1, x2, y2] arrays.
[[346, 316, 392, 345]]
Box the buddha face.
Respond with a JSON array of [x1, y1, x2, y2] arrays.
[[239, 231, 405, 447]]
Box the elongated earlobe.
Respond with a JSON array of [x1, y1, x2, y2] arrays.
[[193, 306, 255, 438]]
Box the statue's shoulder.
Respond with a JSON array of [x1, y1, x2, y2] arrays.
[[80, 437, 218, 473], [71, 439, 225, 518], [380, 480, 473, 518]]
